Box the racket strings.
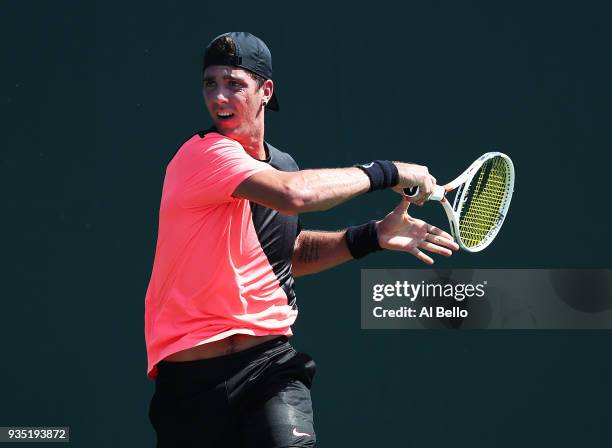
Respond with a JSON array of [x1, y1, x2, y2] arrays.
[[458, 157, 510, 248]]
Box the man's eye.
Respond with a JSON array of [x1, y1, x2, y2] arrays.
[[230, 81, 241, 87], [204, 81, 215, 88]]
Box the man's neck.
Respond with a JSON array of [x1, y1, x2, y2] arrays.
[[240, 138, 266, 160], [237, 125, 266, 161]]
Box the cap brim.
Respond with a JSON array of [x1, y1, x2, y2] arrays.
[[266, 92, 279, 111]]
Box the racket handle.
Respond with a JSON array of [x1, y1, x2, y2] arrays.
[[403, 185, 446, 201], [404, 186, 419, 197]]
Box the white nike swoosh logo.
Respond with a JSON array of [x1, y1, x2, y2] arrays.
[[362, 162, 374, 168], [293, 428, 311, 437]]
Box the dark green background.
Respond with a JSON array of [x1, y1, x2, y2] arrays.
[[2, 1, 611, 447]]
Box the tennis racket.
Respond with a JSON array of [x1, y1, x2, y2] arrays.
[[404, 152, 515, 252]]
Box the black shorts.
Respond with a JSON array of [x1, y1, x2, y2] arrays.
[[149, 337, 317, 448]]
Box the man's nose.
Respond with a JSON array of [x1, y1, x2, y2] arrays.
[[213, 87, 229, 103]]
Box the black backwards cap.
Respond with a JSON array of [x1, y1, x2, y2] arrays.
[[203, 31, 279, 111]]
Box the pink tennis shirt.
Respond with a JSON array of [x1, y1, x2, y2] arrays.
[[144, 131, 298, 379]]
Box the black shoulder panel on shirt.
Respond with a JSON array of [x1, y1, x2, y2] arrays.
[[250, 140, 300, 308], [266, 142, 299, 172]]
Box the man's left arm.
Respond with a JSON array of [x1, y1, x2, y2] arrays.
[[292, 196, 460, 277]]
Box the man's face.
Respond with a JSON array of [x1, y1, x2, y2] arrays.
[[203, 66, 267, 140]]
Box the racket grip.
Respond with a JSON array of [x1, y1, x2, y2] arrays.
[[403, 185, 446, 201], [404, 186, 419, 197]]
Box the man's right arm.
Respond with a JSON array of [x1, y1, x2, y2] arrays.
[[232, 162, 435, 215], [233, 167, 370, 215]]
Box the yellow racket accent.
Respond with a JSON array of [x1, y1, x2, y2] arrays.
[[458, 156, 511, 248]]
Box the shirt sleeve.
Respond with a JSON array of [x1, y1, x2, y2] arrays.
[[180, 134, 273, 206]]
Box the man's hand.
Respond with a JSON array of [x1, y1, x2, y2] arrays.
[[376, 196, 459, 264], [392, 162, 436, 205]]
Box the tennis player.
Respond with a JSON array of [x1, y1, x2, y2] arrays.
[[145, 31, 459, 448]]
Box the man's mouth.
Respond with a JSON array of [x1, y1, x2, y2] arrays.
[[217, 112, 234, 120]]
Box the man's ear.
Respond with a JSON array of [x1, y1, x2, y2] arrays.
[[262, 79, 274, 104]]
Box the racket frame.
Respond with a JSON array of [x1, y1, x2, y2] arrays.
[[439, 152, 515, 252]]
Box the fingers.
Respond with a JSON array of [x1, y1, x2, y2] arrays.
[[427, 225, 454, 242], [408, 174, 435, 205], [418, 241, 454, 257], [380, 212, 459, 264], [392, 195, 411, 214], [420, 175, 435, 202], [410, 248, 434, 265], [395, 163, 437, 202], [409, 238, 456, 264], [412, 180, 436, 205], [408, 225, 460, 264], [425, 229, 459, 251]]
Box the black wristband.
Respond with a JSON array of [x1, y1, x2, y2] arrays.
[[355, 160, 400, 192], [345, 220, 383, 259]]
